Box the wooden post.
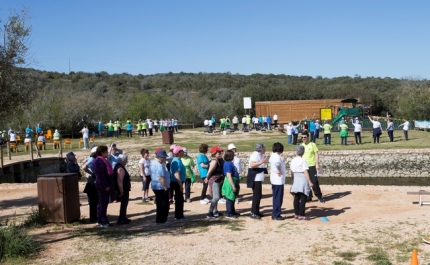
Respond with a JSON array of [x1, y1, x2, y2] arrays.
[[59, 138, 63, 158], [30, 141, 34, 161], [0, 145, 3, 167], [7, 142, 11, 160]]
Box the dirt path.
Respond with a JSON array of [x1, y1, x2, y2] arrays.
[[1, 183, 430, 264]]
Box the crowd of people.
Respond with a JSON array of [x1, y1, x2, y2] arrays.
[[78, 133, 327, 227], [203, 114, 279, 133]]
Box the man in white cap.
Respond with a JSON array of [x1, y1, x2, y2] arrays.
[[228, 143, 243, 204]]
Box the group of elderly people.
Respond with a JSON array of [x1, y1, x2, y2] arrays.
[[80, 133, 323, 227]]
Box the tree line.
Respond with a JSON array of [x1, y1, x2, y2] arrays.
[[1, 9, 429, 134]]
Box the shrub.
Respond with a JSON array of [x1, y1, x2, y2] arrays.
[[0, 224, 41, 262]]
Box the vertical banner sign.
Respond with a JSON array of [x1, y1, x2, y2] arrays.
[[320, 108, 332, 120], [243, 97, 252, 109]]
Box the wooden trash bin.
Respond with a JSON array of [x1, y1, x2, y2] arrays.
[[161, 130, 174, 144], [37, 173, 80, 223]]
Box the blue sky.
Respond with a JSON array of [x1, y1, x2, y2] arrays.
[[1, 1, 429, 79]]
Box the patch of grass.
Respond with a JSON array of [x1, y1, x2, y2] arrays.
[[337, 251, 360, 261], [21, 207, 46, 228], [365, 247, 391, 263], [333, 261, 353, 265], [136, 201, 153, 205], [224, 219, 245, 231], [0, 224, 42, 262]]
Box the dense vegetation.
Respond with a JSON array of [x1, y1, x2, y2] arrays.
[[2, 70, 430, 133]]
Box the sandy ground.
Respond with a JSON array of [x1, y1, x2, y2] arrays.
[[1, 182, 430, 265]]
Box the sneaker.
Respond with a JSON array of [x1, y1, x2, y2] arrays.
[[318, 198, 326, 204], [186, 199, 191, 203], [101, 222, 113, 228], [203, 198, 211, 203], [235, 198, 239, 204], [163, 221, 172, 225], [95, 222, 103, 227], [218, 198, 226, 204], [175, 217, 187, 221], [298, 216, 310, 221], [207, 214, 216, 219], [233, 212, 241, 216], [226, 214, 238, 219], [213, 212, 223, 217], [200, 199, 208, 205]]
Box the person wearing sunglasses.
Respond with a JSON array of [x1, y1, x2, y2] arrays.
[[301, 131, 325, 204]]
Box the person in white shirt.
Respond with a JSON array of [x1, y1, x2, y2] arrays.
[[232, 116, 239, 131], [228, 143, 243, 204], [9, 131, 17, 143], [80, 125, 90, 149], [351, 118, 362, 145], [368, 116, 382, 144], [208, 119, 213, 133], [290, 145, 313, 220], [204, 119, 209, 132], [247, 142, 269, 219], [398, 119, 410, 141], [147, 120, 153, 136], [269, 142, 286, 220], [286, 123, 293, 145], [273, 113, 279, 128], [241, 115, 246, 130], [253, 116, 259, 130]]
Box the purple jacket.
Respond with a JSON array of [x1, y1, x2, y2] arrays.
[[92, 157, 113, 190]]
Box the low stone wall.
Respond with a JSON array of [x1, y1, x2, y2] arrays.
[[75, 149, 430, 178], [0, 158, 66, 183]]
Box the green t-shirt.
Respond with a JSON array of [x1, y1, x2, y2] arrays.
[[302, 142, 318, 167], [323, 123, 332, 134]]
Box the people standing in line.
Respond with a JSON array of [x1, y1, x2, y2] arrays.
[[323, 120, 332, 145], [269, 142, 286, 221], [339, 122, 349, 145], [266, 115, 272, 130], [36, 123, 42, 135], [309, 119, 316, 142], [351, 118, 362, 145], [181, 148, 195, 203], [206, 146, 225, 219], [150, 149, 171, 225], [166, 144, 176, 203], [292, 121, 301, 145], [92, 146, 113, 228], [113, 122, 119, 138], [141, 120, 148, 137], [222, 150, 240, 219], [286, 123, 293, 145], [66, 152, 80, 176], [232, 115, 239, 131], [386, 119, 394, 142], [314, 120, 321, 139], [80, 125, 90, 149], [108, 143, 123, 203], [242, 115, 246, 131], [170, 146, 186, 220], [197, 144, 211, 205], [273, 113, 278, 128], [126, 121, 133, 137], [301, 131, 325, 203], [98, 121, 103, 137], [113, 153, 131, 225], [228, 143, 242, 204], [82, 147, 99, 223], [148, 119, 153, 136], [290, 145, 313, 220], [368, 116, 383, 144], [398, 119, 410, 141], [139, 148, 152, 202], [247, 142, 269, 219]]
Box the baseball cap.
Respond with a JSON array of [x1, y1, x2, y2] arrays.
[[91, 146, 97, 153], [154, 147, 162, 154], [210, 146, 223, 154], [66, 152, 75, 159], [173, 146, 184, 155], [227, 144, 236, 150], [169, 144, 177, 151], [183, 148, 188, 154], [155, 149, 168, 158]]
